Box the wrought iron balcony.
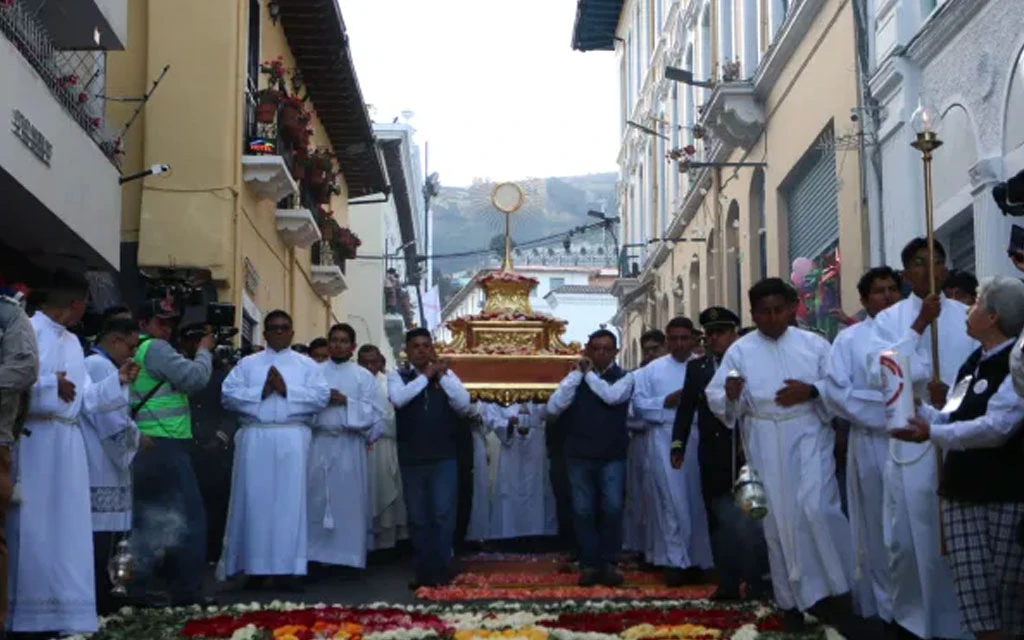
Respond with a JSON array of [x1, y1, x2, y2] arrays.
[[0, 0, 121, 165]]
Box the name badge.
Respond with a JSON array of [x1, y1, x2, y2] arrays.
[[973, 378, 989, 395]]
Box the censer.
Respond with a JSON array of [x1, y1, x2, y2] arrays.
[[107, 538, 136, 595], [725, 369, 769, 520]]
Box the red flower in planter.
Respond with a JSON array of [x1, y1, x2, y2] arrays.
[[77, 91, 88, 104]]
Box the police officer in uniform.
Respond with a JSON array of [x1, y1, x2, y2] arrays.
[[130, 298, 214, 606], [670, 306, 770, 601]]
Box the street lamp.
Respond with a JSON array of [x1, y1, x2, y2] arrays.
[[119, 163, 171, 185], [664, 66, 712, 88]]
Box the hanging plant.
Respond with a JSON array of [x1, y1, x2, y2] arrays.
[[305, 148, 335, 188]]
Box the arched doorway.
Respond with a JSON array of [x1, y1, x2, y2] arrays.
[[749, 167, 767, 283], [688, 257, 701, 320], [726, 200, 742, 316]]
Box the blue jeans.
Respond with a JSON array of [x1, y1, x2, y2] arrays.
[[709, 493, 770, 592], [401, 458, 458, 585], [566, 457, 625, 570], [131, 437, 207, 600]]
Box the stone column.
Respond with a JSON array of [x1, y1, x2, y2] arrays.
[[969, 156, 1018, 278]]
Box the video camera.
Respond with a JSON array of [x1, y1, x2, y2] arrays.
[[141, 270, 238, 347], [993, 169, 1024, 216]]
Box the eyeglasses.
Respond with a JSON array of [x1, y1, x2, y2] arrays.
[[265, 324, 291, 333]]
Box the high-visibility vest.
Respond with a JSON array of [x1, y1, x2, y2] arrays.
[[131, 336, 192, 439]]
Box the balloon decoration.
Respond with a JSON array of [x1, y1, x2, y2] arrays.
[[790, 248, 843, 339]]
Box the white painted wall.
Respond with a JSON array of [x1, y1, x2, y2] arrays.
[[545, 292, 620, 346], [0, 45, 121, 267]]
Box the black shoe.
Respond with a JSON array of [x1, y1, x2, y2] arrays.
[[709, 587, 742, 602], [171, 594, 219, 607], [744, 581, 772, 601], [274, 576, 305, 593], [407, 578, 422, 590], [600, 567, 625, 587], [782, 610, 807, 633], [578, 568, 601, 587], [242, 576, 271, 591]]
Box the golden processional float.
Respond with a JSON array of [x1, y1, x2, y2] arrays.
[[434, 182, 583, 406]]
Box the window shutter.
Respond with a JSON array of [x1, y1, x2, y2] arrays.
[[785, 133, 839, 262]]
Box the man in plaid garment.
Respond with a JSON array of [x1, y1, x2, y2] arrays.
[[894, 276, 1024, 639]]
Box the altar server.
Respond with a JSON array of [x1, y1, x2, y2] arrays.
[[706, 278, 856, 631], [308, 324, 380, 569], [631, 317, 713, 585], [869, 239, 976, 639], [466, 402, 495, 543], [7, 272, 137, 635], [358, 345, 408, 551], [546, 329, 633, 587], [388, 327, 472, 587], [488, 402, 557, 539], [820, 267, 902, 621], [218, 310, 330, 589], [82, 318, 142, 615], [623, 330, 666, 555]]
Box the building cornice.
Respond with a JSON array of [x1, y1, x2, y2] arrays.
[[753, 0, 827, 100], [905, 0, 992, 67]]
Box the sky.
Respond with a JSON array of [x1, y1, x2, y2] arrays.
[[338, 0, 620, 188]]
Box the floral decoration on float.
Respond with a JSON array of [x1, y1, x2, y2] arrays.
[[70, 599, 842, 640]]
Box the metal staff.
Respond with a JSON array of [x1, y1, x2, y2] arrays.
[[910, 103, 946, 554]]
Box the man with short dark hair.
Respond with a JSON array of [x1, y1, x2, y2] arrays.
[[387, 327, 472, 587], [308, 337, 329, 364], [83, 318, 142, 615], [943, 269, 978, 307], [706, 278, 858, 634], [673, 306, 770, 601], [632, 317, 713, 585], [639, 329, 667, 367], [868, 239, 978, 639], [218, 310, 330, 590], [546, 329, 633, 587], [821, 267, 902, 623], [308, 323, 380, 572]]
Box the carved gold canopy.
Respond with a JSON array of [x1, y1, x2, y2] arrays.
[[435, 271, 582, 405]]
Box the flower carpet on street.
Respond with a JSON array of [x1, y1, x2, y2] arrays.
[[77, 599, 844, 640], [415, 553, 715, 602]]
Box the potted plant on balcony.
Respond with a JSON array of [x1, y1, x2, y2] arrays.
[[279, 94, 308, 140], [257, 57, 287, 123], [305, 148, 335, 188], [335, 226, 361, 260]]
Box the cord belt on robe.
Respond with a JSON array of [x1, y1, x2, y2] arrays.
[[746, 407, 819, 583], [26, 414, 79, 426], [313, 428, 363, 531], [241, 422, 310, 429]]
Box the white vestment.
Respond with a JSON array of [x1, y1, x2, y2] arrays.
[[466, 403, 495, 542], [308, 359, 379, 568], [83, 352, 139, 532], [821, 318, 892, 620], [869, 295, 976, 639], [367, 372, 408, 550], [7, 313, 128, 634], [623, 403, 649, 554], [707, 328, 852, 612], [632, 354, 713, 570], [217, 348, 329, 578], [485, 402, 557, 539]]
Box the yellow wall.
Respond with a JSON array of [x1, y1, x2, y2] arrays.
[[106, 0, 353, 344]]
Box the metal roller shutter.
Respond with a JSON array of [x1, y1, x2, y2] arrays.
[[785, 133, 839, 262], [943, 212, 976, 273]]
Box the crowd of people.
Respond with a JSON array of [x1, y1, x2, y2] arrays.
[[0, 234, 1022, 640]]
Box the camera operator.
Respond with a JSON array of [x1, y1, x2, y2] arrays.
[[130, 299, 215, 607], [178, 322, 238, 562]]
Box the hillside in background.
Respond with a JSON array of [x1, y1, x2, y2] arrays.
[[430, 172, 619, 276]]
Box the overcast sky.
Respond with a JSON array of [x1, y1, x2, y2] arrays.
[[338, 0, 621, 188]]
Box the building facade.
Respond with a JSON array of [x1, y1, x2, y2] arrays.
[[109, 0, 386, 346], [436, 265, 619, 347], [868, 0, 1024, 277], [345, 122, 424, 362], [574, 0, 868, 368], [0, 0, 127, 280]]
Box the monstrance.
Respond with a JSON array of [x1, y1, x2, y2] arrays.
[[491, 182, 525, 272]]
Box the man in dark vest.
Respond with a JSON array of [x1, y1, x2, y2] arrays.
[[386, 327, 472, 588], [546, 329, 633, 587], [671, 306, 769, 601]]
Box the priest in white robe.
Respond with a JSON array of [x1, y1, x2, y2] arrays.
[[82, 318, 142, 615], [357, 345, 408, 551], [707, 278, 856, 634], [218, 310, 330, 589], [308, 324, 380, 569], [7, 274, 137, 635], [631, 318, 713, 584], [867, 239, 977, 639], [821, 267, 903, 621], [487, 402, 557, 539], [466, 402, 495, 543]]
